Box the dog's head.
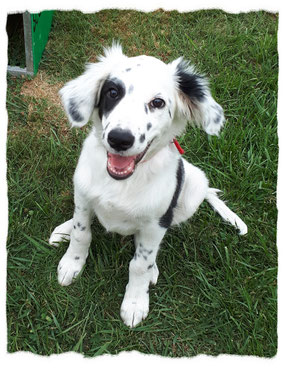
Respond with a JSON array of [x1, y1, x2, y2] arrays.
[[60, 43, 224, 180]]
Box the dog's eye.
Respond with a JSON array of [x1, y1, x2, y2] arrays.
[[150, 98, 165, 109], [108, 88, 119, 99]]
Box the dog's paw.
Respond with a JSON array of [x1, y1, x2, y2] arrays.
[[120, 287, 150, 328], [57, 253, 86, 286], [49, 219, 73, 246], [49, 232, 70, 247]]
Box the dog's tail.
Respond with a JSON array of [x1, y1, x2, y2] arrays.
[[205, 188, 248, 235]]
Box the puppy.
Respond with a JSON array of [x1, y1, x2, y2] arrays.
[[49, 43, 247, 327]]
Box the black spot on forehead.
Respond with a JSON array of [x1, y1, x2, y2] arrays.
[[126, 68, 131, 72], [147, 123, 152, 130]]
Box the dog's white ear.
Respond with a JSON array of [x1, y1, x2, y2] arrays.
[[59, 63, 104, 127], [171, 57, 225, 136], [59, 43, 126, 127]]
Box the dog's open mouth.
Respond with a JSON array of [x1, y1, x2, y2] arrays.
[[107, 142, 151, 180]]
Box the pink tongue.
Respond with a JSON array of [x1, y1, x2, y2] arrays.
[[108, 153, 136, 170]]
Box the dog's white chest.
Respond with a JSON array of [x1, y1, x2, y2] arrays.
[[93, 199, 150, 235], [88, 171, 175, 236]]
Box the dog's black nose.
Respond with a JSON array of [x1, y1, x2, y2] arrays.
[[107, 129, 135, 151]]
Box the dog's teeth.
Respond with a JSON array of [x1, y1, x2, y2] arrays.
[[107, 159, 135, 177]]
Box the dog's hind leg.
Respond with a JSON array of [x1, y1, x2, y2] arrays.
[[173, 160, 247, 235], [172, 160, 209, 225], [49, 219, 73, 246]]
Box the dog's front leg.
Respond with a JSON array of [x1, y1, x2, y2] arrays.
[[57, 195, 92, 286], [120, 224, 166, 328]]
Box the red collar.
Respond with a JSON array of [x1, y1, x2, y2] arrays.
[[173, 138, 185, 155]]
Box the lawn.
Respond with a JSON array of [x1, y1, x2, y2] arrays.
[[6, 9, 278, 357]]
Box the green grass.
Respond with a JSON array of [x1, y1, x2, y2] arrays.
[[6, 9, 278, 357]]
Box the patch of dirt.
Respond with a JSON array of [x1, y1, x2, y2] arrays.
[[20, 71, 64, 108], [18, 71, 71, 137]]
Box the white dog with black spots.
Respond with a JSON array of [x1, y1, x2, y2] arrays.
[[49, 43, 247, 328]]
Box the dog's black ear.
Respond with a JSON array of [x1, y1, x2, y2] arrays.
[[171, 57, 225, 136], [60, 42, 127, 127]]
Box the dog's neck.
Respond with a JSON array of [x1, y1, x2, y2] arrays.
[[141, 138, 184, 164]]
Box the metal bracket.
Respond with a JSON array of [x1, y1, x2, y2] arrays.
[[7, 12, 34, 77]]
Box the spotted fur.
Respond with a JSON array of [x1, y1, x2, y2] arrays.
[[50, 43, 247, 328]]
